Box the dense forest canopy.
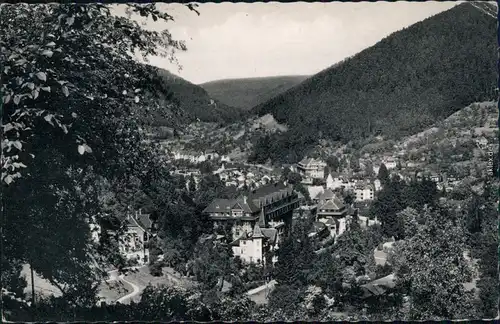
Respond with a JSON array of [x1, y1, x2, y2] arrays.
[[151, 68, 246, 126], [250, 3, 497, 164], [201, 75, 309, 111]]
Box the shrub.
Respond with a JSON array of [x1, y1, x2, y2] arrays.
[[149, 262, 164, 277]]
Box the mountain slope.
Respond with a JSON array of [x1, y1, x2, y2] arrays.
[[144, 68, 246, 127], [356, 101, 498, 179], [250, 3, 497, 164], [201, 75, 309, 110]]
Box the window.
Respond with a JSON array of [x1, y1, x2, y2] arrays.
[[242, 240, 246, 245]]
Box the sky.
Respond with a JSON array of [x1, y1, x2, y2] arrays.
[[113, 2, 459, 84]]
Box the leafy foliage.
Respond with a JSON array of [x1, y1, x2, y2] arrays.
[[369, 176, 439, 239], [1, 2, 198, 306], [390, 207, 477, 320]]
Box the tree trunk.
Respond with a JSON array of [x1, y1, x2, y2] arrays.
[[30, 262, 35, 306]]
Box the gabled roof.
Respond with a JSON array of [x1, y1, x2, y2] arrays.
[[318, 188, 335, 201], [318, 197, 345, 211], [125, 213, 153, 232], [298, 157, 313, 165]]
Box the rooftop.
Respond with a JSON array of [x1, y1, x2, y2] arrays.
[[203, 197, 261, 214], [318, 197, 345, 211]]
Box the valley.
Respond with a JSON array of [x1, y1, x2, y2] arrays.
[[3, 2, 498, 323]]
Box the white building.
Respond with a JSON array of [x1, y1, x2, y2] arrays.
[[231, 223, 279, 265], [383, 158, 397, 170], [354, 185, 375, 201], [173, 151, 207, 164], [297, 157, 327, 179]]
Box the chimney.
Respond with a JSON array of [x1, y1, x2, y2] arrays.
[[243, 196, 247, 204]]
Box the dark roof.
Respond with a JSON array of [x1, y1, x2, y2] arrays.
[[125, 213, 153, 232], [137, 213, 153, 230], [249, 182, 288, 198], [311, 221, 327, 233], [261, 228, 278, 244], [203, 197, 260, 214], [248, 182, 294, 206], [203, 199, 233, 213], [360, 274, 396, 298]]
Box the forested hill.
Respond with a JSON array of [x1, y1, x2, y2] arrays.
[[144, 68, 247, 126], [250, 3, 497, 164], [200, 75, 309, 110]]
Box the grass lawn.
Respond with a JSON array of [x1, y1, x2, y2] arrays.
[[97, 279, 133, 302], [123, 266, 196, 291], [20, 264, 62, 298]]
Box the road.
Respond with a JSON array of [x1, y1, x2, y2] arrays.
[[115, 274, 141, 304], [243, 162, 274, 172]]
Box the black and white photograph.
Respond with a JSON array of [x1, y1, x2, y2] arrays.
[[1, 1, 498, 322]]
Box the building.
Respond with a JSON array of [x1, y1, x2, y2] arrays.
[[373, 179, 382, 192], [308, 185, 325, 204], [119, 209, 156, 264], [382, 158, 397, 170], [325, 174, 335, 189], [297, 157, 327, 179], [475, 137, 489, 149], [308, 221, 329, 239], [172, 151, 207, 164], [315, 191, 350, 238], [316, 193, 348, 219], [203, 182, 300, 243], [230, 223, 278, 264], [354, 184, 375, 201]]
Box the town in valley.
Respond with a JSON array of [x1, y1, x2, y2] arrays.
[[1, 1, 498, 322]]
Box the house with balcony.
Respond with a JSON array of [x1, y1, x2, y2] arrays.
[[297, 157, 327, 180]]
